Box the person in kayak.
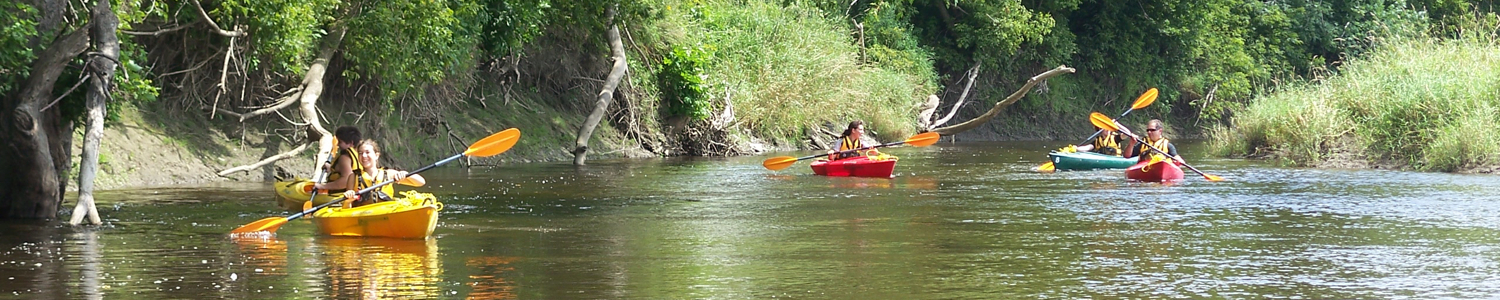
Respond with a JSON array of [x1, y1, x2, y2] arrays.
[[314, 126, 364, 200], [827, 120, 879, 160], [350, 139, 426, 207], [1120, 119, 1184, 163], [1059, 124, 1125, 156]]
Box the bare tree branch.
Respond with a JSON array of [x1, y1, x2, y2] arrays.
[[928, 61, 980, 130], [120, 19, 203, 36], [191, 0, 245, 37], [235, 90, 302, 121], [931, 65, 1075, 135], [217, 142, 310, 176]]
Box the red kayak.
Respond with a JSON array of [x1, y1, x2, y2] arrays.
[[811, 155, 898, 178], [1125, 159, 1185, 183]]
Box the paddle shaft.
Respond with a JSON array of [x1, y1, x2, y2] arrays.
[[306, 149, 338, 204], [790, 139, 908, 162], [286, 152, 466, 221], [1077, 107, 1141, 146]]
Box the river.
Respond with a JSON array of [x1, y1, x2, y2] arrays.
[[3, 141, 1500, 299]]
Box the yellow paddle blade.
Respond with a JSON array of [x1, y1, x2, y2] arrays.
[[1035, 162, 1055, 173], [464, 128, 521, 157], [1089, 112, 1119, 132], [904, 132, 941, 147], [762, 156, 799, 171], [1204, 174, 1225, 182], [230, 217, 289, 234], [1132, 88, 1159, 110]]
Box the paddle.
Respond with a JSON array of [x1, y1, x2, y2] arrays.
[[232, 128, 522, 235], [1088, 112, 1224, 182], [761, 131, 940, 171], [1038, 88, 1158, 172]]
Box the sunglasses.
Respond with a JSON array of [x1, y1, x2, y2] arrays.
[[1146, 128, 1160, 132]]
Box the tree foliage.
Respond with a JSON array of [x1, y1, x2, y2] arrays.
[[0, 2, 38, 97]]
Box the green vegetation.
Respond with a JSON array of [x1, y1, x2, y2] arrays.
[[639, 0, 934, 140], [1208, 25, 1500, 171]]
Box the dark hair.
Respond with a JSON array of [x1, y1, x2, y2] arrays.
[[334, 126, 362, 145], [839, 120, 865, 138]]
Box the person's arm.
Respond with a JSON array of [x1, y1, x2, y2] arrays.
[[315, 158, 353, 191], [1122, 139, 1139, 158], [1074, 144, 1095, 152], [394, 170, 426, 187], [1168, 143, 1184, 163]]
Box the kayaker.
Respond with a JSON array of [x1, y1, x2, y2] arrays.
[[827, 121, 878, 160], [1120, 119, 1184, 163], [313, 126, 364, 200], [1060, 124, 1125, 156], [351, 139, 426, 207]]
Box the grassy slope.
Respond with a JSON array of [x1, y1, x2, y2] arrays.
[[1207, 35, 1500, 172], [635, 0, 936, 144]]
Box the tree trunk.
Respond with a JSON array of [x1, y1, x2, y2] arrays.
[[931, 65, 1074, 136], [72, 0, 120, 225], [0, 26, 90, 219], [572, 5, 628, 166]]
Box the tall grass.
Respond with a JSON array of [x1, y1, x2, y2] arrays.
[[641, 0, 936, 142], [1208, 33, 1500, 171]]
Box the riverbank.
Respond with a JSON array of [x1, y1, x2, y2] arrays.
[[1207, 33, 1500, 173]]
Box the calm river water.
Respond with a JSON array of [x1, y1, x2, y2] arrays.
[[3, 141, 1500, 299]]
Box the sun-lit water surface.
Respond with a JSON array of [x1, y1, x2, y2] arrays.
[[4, 141, 1500, 299]]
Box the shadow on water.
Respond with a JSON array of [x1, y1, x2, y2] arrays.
[[5, 140, 1500, 298]]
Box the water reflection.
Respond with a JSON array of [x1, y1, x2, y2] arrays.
[[6, 141, 1500, 298], [313, 238, 442, 299]]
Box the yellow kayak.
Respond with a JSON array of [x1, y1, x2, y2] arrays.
[[273, 179, 346, 211], [311, 190, 443, 239]]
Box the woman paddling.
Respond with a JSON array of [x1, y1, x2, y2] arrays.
[[351, 139, 425, 207], [827, 121, 879, 160]]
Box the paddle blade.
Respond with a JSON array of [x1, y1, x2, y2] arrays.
[[465, 128, 521, 157], [762, 156, 799, 171], [231, 217, 289, 234], [1036, 162, 1055, 173], [904, 132, 941, 147], [1089, 112, 1119, 132], [1132, 88, 1159, 110], [1204, 174, 1224, 181]]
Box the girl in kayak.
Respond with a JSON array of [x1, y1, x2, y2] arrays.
[[351, 139, 426, 207], [1120, 119, 1184, 163], [1060, 124, 1125, 156], [314, 126, 364, 199], [827, 121, 879, 160]]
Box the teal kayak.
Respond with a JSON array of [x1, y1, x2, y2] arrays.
[[1048, 151, 1136, 171]]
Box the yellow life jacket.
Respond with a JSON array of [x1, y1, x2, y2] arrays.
[[1092, 133, 1122, 156], [1136, 137, 1172, 162], [322, 146, 363, 193], [358, 168, 398, 198], [833, 136, 864, 160]]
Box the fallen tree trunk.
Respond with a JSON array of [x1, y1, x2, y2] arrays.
[[572, 5, 628, 166], [217, 26, 347, 177], [930, 65, 1075, 136]]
